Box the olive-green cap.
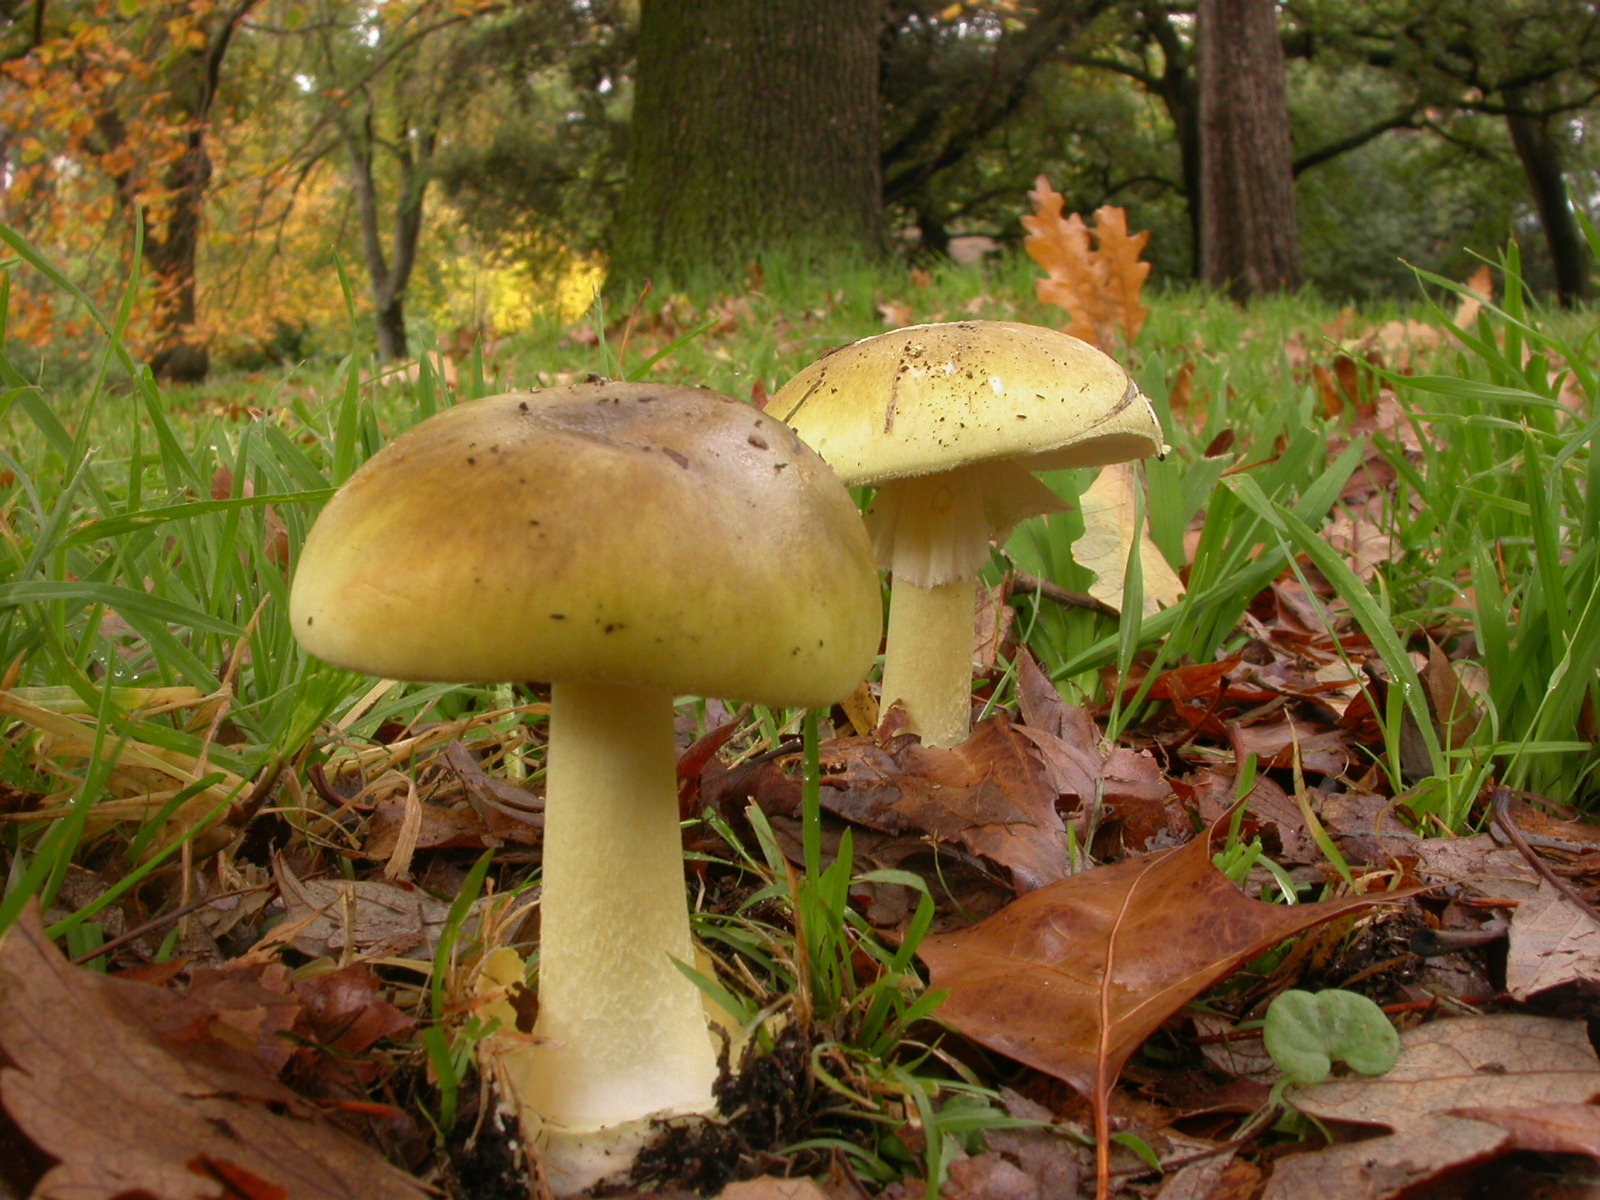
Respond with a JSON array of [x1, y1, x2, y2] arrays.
[[769, 320, 1165, 485], [290, 382, 881, 706]]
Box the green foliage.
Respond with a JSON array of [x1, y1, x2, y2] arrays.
[[1263, 989, 1399, 1085]]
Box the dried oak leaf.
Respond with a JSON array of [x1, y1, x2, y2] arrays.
[[1505, 880, 1600, 1001], [271, 857, 479, 958], [1021, 177, 1150, 350], [1022, 176, 1110, 349], [1088, 206, 1150, 344], [0, 905, 427, 1200], [736, 715, 1072, 894], [916, 811, 1402, 1100], [1261, 1015, 1600, 1200], [1449, 1100, 1600, 1159], [1072, 463, 1184, 618]]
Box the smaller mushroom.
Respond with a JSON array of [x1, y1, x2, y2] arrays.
[[769, 320, 1167, 748], [289, 382, 881, 1193]]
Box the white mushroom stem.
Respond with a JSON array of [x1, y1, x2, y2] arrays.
[[869, 463, 1065, 748], [880, 576, 980, 749], [519, 679, 717, 1187]]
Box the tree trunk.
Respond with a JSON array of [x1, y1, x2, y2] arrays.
[[1505, 86, 1591, 307], [376, 297, 408, 363], [1196, 0, 1301, 299], [147, 134, 211, 383], [146, 0, 259, 382], [1142, 4, 1202, 278], [608, 0, 886, 294], [345, 117, 433, 363]]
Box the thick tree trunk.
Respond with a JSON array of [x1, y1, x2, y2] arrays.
[[609, 0, 886, 294], [1196, 0, 1301, 299], [1505, 86, 1591, 308]]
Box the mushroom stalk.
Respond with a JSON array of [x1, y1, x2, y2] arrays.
[[869, 465, 1063, 749], [522, 679, 717, 1173], [880, 575, 978, 749]]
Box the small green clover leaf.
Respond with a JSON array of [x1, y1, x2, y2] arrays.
[[1262, 988, 1399, 1085]]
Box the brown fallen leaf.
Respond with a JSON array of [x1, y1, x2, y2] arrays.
[[1453, 264, 1495, 330], [1449, 1101, 1600, 1159], [271, 858, 480, 959], [917, 811, 1405, 1195], [1505, 879, 1600, 1001], [729, 715, 1071, 894], [0, 905, 428, 1200], [1261, 1015, 1600, 1200], [1090, 206, 1151, 345], [715, 1177, 832, 1200], [1022, 177, 1150, 351]]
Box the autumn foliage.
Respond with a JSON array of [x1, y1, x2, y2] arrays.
[[0, 0, 206, 356], [1022, 175, 1151, 351]]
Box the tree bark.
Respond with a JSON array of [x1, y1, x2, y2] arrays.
[[146, 133, 212, 383], [146, 0, 259, 383], [1196, 0, 1301, 298], [608, 0, 886, 294], [1505, 85, 1591, 307], [345, 113, 433, 363], [1142, 4, 1202, 278]]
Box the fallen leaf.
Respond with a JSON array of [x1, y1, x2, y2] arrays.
[[715, 1177, 832, 1200], [159, 960, 303, 1073], [1453, 264, 1494, 330], [271, 858, 478, 959], [878, 300, 913, 328], [1261, 1015, 1600, 1200], [0, 905, 428, 1200], [1449, 1101, 1600, 1159], [1505, 880, 1600, 1000], [293, 963, 415, 1057], [1023, 177, 1108, 348], [1072, 463, 1185, 617], [917, 810, 1402, 1099], [1089, 206, 1151, 344], [731, 715, 1072, 893]]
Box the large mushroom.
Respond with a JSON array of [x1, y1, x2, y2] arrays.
[[289, 382, 881, 1192], [769, 320, 1166, 748]]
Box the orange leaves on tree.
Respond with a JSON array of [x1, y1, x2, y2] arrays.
[[1022, 175, 1150, 351]]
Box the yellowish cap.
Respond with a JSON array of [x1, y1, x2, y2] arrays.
[[290, 382, 881, 706], [769, 320, 1165, 485]]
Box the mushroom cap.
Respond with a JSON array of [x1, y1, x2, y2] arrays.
[[290, 383, 881, 706], [769, 320, 1165, 486]]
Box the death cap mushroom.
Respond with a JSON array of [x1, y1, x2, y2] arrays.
[[770, 320, 1166, 746]]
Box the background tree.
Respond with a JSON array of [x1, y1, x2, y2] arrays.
[[0, 0, 256, 374], [303, 0, 504, 361], [607, 0, 887, 294], [1196, 0, 1302, 297]]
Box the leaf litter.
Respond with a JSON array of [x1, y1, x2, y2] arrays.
[[0, 905, 428, 1200]]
